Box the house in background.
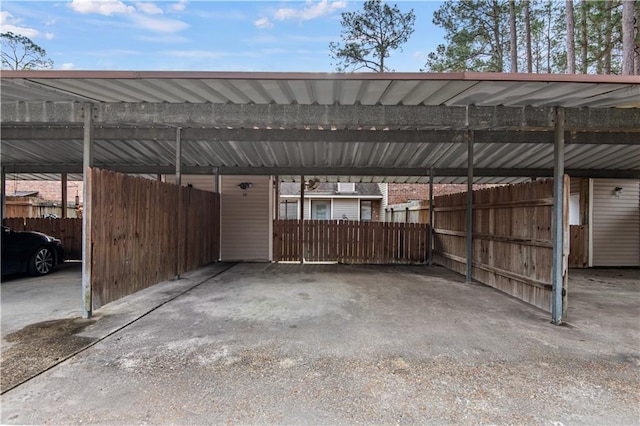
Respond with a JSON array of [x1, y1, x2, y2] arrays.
[[569, 178, 639, 267], [279, 182, 384, 221]]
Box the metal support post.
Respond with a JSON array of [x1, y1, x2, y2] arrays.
[[428, 168, 434, 265], [175, 127, 183, 279], [1, 167, 6, 223], [299, 175, 305, 264], [552, 107, 565, 325], [82, 103, 94, 319], [466, 131, 474, 282], [175, 127, 182, 186]]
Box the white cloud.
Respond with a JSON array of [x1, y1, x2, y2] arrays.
[[274, 0, 346, 22], [254, 17, 273, 29], [170, 0, 187, 12], [131, 14, 188, 33], [45, 18, 56, 26], [0, 11, 40, 38], [45, 32, 55, 40], [60, 62, 75, 70], [69, 0, 135, 16], [136, 2, 163, 15]]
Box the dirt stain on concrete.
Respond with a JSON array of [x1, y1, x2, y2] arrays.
[[1, 317, 97, 393]]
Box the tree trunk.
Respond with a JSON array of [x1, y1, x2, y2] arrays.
[[635, 1, 640, 75], [492, 0, 504, 71], [604, 0, 612, 74], [622, 0, 635, 74], [510, 0, 518, 72], [566, 0, 576, 73], [580, 0, 588, 73], [525, 0, 532, 73]]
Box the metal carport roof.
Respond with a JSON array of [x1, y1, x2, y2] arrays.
[[1, 71, 639, 183]]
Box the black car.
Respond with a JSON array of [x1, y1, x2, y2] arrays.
[[1, 225, 65, 276]]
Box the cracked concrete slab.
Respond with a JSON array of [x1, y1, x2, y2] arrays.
[[1, 263, 638, 424]]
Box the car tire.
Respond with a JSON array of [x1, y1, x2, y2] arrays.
[[28, 246, 55, 276]]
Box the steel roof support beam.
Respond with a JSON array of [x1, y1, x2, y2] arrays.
[[3, 102, 639, 131], [551, 107, 565, 325], [82, 103, 94, 319], [2, 165, 639, 179], [3, 126, 639, 145]]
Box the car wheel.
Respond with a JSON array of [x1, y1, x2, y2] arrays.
[[29, 246, 55, 276]]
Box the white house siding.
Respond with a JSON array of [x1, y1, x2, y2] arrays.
[[332, 199, 359, 220], [303, 199, 310, 220], [378, 183, 388, 222], [592, 179, 640, 267], [221, 175, 271, 261]]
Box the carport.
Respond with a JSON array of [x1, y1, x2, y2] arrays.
[[1, 71, 639, 325]]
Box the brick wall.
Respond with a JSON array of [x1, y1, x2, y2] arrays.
[[6, 180, 84, 203], [372, 200, 381, 221], [388, 183, 500, 204]]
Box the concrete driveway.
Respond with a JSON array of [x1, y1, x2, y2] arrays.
[[1, 262, 82, 339], [1, 263, 638, 424]]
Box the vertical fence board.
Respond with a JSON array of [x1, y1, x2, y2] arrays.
[[87, 168, 220, 308], [432, 178, 558, 312], [272, 219, 430, 265]]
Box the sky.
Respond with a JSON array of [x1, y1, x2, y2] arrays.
[[1, 0, 445, 72]]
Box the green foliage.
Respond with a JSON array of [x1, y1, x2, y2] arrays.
[[424, 0, 509, 72], [424, 0, 627, 74], [330, 0, 415, 72], [1, 32, 53, 70]]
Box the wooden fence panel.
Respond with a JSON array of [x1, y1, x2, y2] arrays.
[[569, 225, 588, 268], [273, 220, 429, 264], [89, 168, 220, 309], [431, 178, 568, 313]]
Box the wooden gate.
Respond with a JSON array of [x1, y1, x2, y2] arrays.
[[273, 219, 429, 264]]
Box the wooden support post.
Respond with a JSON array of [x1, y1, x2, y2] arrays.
[[300, 175, 305, 264], [82, 103, 94, 319], [428, 168, 434, 265], [61, 173, 68, 218], [552, 107, 565, 325], [466, 130, 474, 282], [214, 167, 219, 193], [274, 176, 280, 220]]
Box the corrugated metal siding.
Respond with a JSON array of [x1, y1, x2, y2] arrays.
[[592, 179, 640, 266], [333, 199, 359, 220], [221, 175, 271, 261], [3, 74, 638, 107]]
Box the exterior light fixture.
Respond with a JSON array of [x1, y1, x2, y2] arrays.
[[238, 182, 253, 190], [613, 186, 623, 197]]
